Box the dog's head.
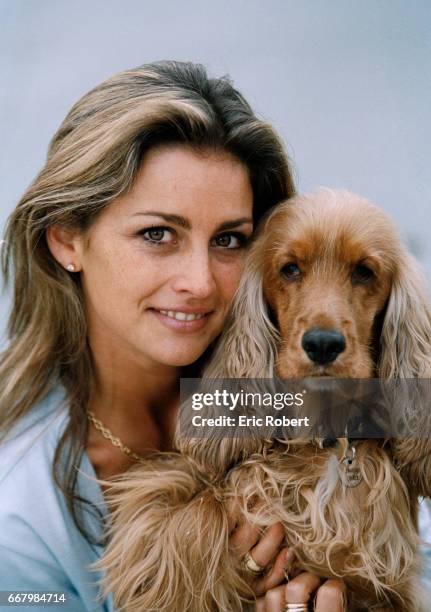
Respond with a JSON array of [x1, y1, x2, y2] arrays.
[[260, 190, 397, 377], [206, 189, 431, 379]]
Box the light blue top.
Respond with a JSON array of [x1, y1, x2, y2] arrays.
[[0, 384, 430, 610], [419, 494, 431, 593], [0, 385, 114, 612]]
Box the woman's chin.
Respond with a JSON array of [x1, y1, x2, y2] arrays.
[[146, 344, 211, 369]]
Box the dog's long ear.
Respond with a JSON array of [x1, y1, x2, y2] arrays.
[[379, 252, 431, 378], [204, 258, 280, 378], [381, 252, 431, 496], [98, 455, 251, 611]]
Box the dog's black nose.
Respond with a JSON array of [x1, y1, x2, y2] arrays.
[[301, 329, 346, 365]]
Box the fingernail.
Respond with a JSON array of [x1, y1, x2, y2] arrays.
[[285, 549, 295, 565]]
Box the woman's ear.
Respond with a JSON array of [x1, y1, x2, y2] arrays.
[[46, 225, 83, 272], [379, 252, 431, 378]]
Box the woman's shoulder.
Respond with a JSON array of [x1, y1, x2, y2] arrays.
[[0, 383, 105, 523], [0, 385, 112, 610], [0, 384, 75, 538], [0, 382, 106, 539], [419, 498, 431, 575], [420, 498, 431, 554], [0, 384, 69, 489]]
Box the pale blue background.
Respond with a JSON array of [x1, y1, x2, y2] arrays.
[[1, 0, 430, 343]]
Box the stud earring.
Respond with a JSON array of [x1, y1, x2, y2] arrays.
[[66, 263, 76, 272]]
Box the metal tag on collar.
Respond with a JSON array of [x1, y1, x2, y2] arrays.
[[339, 442, 363, 488]]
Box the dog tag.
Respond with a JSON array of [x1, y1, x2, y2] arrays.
[[339, 444, 362, 488]]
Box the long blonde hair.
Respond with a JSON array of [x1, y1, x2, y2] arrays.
[[0, 60, 295, 540]]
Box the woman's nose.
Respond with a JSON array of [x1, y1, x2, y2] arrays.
[[172, 252, 217, 299]]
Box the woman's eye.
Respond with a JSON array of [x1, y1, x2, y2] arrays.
[[351, 263, 375, 284], [212, 233, 247, 249], [140, 227, 175, 244], [281, 262, 301, 280]]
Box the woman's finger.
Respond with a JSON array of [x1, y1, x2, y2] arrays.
[[315, 579, 347, 611], [250, 522, 285, 567], [226, 496, 241, 534], [284, 571, 323, 604], [255, 572, 347, 611], [230, 519, 261, 558], [229, 499, 267, 558], [254, 547, 295, 596], [256, 583, 285, 611], [255, 596, 266, 611]]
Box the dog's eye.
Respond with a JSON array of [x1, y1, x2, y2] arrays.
[[281, 263, 301, 280], [351, 264, 374, 284]]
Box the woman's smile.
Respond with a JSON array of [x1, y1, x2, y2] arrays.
[[149, 307, 213, 332]]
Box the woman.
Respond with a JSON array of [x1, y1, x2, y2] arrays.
[[0, 61, 346, 611]]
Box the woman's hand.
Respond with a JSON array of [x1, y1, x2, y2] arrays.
[[230, 513, 346, 611], [255, 574, 346, 611]]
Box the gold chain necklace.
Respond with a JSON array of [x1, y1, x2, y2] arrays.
[[87, 410, 146, 463]]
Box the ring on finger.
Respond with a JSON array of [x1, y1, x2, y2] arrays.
[[242, 551, 265, 576], [284, 604, 308, 611]]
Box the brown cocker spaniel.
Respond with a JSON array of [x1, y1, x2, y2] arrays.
[[99, 190, 431, 611]]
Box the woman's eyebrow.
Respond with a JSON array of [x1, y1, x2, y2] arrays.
[[132, 212, 191, 229], [216, 217, 253, 231], [132, 212, 253, 231]]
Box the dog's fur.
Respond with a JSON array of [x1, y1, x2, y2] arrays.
[[99, 190, 431, 611]]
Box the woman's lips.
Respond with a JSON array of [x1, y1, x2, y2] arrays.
[[149, 308, 213, 332]]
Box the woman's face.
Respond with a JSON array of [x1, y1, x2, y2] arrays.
[[76, 145, 253, 369]]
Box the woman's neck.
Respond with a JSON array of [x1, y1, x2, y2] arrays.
[[85, 344, 182, 479]]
